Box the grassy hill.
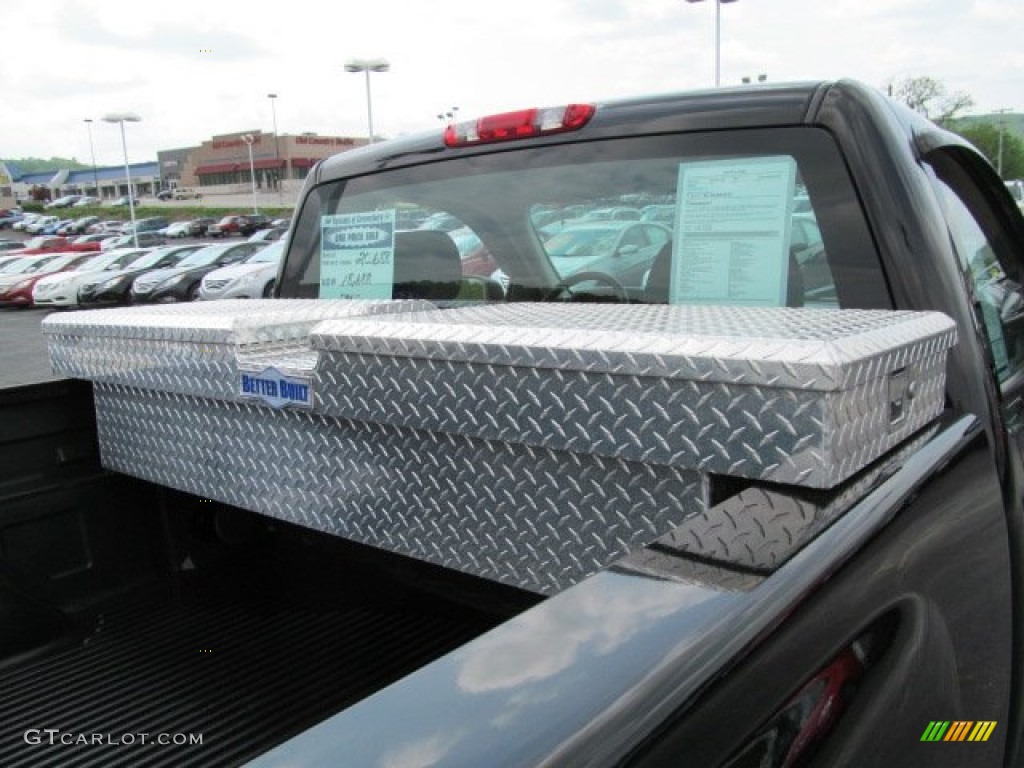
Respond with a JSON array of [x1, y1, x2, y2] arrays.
[[2, 157, 89, 174]]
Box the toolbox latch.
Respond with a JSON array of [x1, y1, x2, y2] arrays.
[[888, 367, 915, 428]]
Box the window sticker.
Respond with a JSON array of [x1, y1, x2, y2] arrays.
[[319, 210, 397, 299], [670, 156, 797, 306]]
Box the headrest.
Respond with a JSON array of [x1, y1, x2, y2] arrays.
[[393, 230, 462, 301]]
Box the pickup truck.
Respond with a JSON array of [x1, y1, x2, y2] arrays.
[[3, 79, 1024, 768]]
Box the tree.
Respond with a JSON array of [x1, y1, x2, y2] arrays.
[[887, 76, 974, 127], [28, 185, 52, 202], [951, 121, 1024, 180]]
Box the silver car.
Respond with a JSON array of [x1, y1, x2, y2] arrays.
[[197, 241, 284, 300]]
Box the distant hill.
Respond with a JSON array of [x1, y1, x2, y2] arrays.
[[949, 113, 1024, 141], [2, 157, 90, 174]]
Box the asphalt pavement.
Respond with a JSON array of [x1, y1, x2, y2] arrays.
[[0, 307, 62, 389]]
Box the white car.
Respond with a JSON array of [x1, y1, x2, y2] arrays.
[[198, 241, 284, 300], [24, 215, 59, 234], [32, 249, 148, 307], [12, 214, 40, 232], [164, 221, 193, 239]]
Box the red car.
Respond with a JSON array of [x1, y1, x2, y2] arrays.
[[0, 252, 93, 306], [9, 236, 73, 255], [68, 234, 109, 252], [206, 215, 247, 238]]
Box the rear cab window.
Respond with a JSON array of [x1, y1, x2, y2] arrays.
[[280, 127, 891, 311]]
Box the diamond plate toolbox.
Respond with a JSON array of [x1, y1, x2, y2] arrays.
[[42, 301, 955, 594], [311, 304, 956, 488]]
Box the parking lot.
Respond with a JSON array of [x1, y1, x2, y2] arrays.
[[0, 307, 57, 388]]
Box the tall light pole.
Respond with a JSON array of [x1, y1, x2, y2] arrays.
[[685, 0, 739, 88], [344, 58, 390, 143], [268, 93, 282, 200], [83, 119, 99, 196], [242, 134, 258, 214], [102, 112, 142, 248]]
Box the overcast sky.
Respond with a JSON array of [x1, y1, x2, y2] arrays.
[[3, 0, 1022, 166]]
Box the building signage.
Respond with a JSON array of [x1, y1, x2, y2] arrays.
[[296, 137, 356, 147], [211, 137, 262, 150]]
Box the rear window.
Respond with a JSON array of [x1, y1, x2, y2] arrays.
[[281, 127, 890, 309]]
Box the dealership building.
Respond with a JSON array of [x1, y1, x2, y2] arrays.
[[8, 162, 162, 202], [163, 130, 367, 196], [9, 129, 367, 204]]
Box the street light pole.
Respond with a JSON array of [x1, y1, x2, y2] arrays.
[[102, 112, 142, 248], [685, 0, 739, 88], [83, 119, 99, 196], [242, 134, 258, 215], [268, 93, 282, 200], [344, 58, 390, 143]]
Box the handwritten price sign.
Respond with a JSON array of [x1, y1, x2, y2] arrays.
[[319, 210, 396, 299]]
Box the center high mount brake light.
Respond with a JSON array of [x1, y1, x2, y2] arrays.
[[444, 104, 596, 147]]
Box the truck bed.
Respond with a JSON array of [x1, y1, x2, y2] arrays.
[[1, 561, 491, 768], [0, 376, 534, 767]]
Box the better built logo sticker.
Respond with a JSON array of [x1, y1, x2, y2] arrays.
[[239, 367, 313, 409], [921, 721, 997, 743]]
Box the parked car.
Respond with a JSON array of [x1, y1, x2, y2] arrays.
[[33, 249, 149, 308], [206, 215, 248, 238], [539, 220, 671, 289], [87, 220, 127, 235], [238, 214, 272, 236], [186, 217, 216, 237], [68, 233, 115, 252], [123, 217, 170, 235], [0, 241, 25, 253], [0, 211, 24, 229], [101, 232, 167, 250], [416, 211, 464, 232], [24, 216, 60, 234], [247, 226, 288, 243], [9, 236, 73, 255], [11, 213, 40, 232], [61, 216, 101, 236], [108, 196, 136, 207], [0, 253, 93, 305], [0, 254, 25, 270], [44, 195, 82, 209], [42, 218, 75, 236], [640, 204, 676, 226], [77, 245, 200, 306], [72, 196, 101, 207], [583, 206, 643, 221], [198, 241, 285, 300], [163, 221, 193, 239], [131, 241, 265, 302]]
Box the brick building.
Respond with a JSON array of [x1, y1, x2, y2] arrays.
[[175, 130, 367, 195]]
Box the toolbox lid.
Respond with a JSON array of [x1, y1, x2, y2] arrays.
[[42, 299, 435, 347], [310, 304, 957, 391]]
